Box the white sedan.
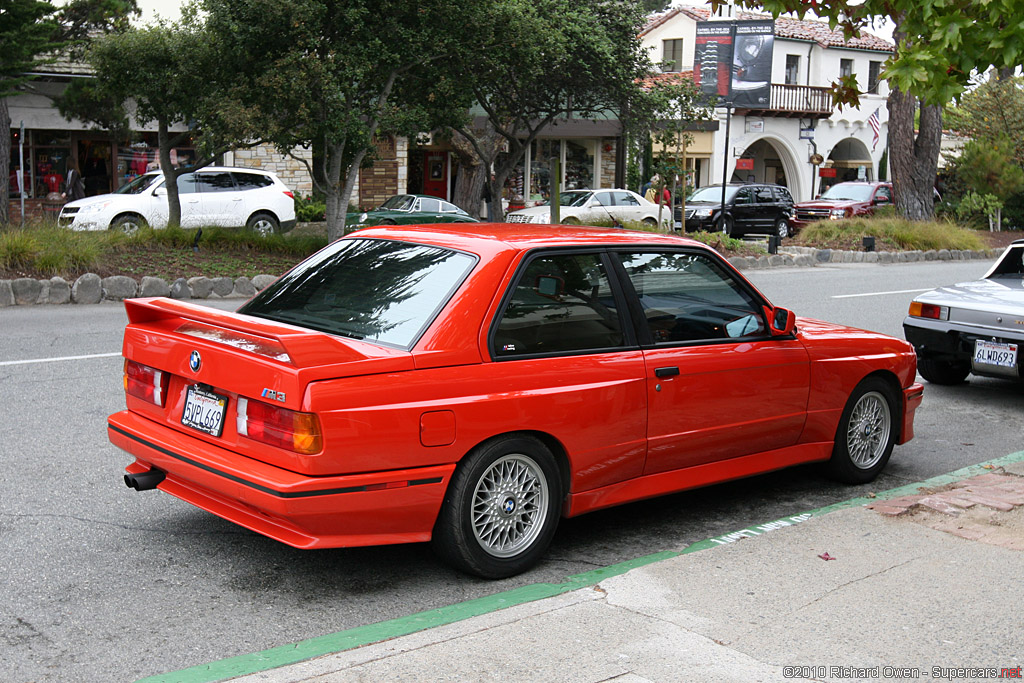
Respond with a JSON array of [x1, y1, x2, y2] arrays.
[[506, 189, 671, 227]]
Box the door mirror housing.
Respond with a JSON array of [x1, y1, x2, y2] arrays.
[[768, 307, 796, 336]]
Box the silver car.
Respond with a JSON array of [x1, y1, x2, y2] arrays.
[[904, 240, 1024, 384]]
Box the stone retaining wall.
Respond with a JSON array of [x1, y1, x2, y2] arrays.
[[0, 247, 1000, 307]]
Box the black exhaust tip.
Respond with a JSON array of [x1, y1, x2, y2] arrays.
[[124, 469, 165, 491]]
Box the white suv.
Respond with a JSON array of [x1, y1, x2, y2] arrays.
[[58, 166, 297, 235]]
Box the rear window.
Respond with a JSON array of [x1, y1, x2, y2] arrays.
[[238, 238, 477, 348], [233, 172, 274, 190]]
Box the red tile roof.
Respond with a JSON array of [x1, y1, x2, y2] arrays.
[[642, 5, 894, 53]]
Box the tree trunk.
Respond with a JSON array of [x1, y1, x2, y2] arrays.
[[450, 126, 506, 219], [888, 19, 942, 222], [324, 141, 365, 243], [157, 120, 183, 228], [887, 86, 941, 220], [1, 98, 11, 225]]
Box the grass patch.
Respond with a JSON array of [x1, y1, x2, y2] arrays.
[[0, 222, 327, 281], [795, 216, 985, 252]]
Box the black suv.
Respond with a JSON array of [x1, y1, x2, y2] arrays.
[[676, 183, 795, 238]]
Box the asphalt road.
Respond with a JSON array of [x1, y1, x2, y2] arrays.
[[2, 258, 1022, 682]]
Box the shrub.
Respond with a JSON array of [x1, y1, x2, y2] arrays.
[[797, 216, 985, 251], [295, 195, 326, 222], [0, 231, 39, 270]]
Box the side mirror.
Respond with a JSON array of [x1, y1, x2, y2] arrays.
[[535, 275, 564, 299], [769, 307, 796, 336], [154, 187, 166, 197]]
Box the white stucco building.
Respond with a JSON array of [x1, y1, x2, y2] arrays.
[[641, 4, 893, 201]]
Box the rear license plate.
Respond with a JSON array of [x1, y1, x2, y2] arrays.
[[972, 339, 1018, 374], [181, 386, 228, 437]]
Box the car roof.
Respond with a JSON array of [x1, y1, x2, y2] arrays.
[[830, 181, 889, 186], [143, 166, 275, 176], [349, 223, 706, 257]]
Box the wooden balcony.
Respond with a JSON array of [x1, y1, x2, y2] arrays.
[[734, 84, 834, 118]]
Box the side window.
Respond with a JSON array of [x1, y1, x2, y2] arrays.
[[232, 172, 274, 190], [419, 198, 441, 212], [774, 186, 794, 204], [493, 253, 624, 357], [439, 200, 459, 213], [755, 186, 775, 203], [875, 186, 892, 203], [616, 251, 766, 343], [195, 172, 236, 193], [734, 188, 754, 205], [175, 173, 199, 195], [612, 191, 639, 206], [594, 192, 613, 207]]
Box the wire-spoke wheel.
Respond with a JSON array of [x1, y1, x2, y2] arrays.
[[828, 378, 897, 483], [433, 435, 561, 578], [471, 454, 549, 558]]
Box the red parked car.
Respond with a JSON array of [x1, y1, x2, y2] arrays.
[[109, 225, 923, 578], [792, 181, 893, 232]]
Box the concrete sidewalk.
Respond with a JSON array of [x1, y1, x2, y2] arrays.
[[149, 455, 1024, 683]]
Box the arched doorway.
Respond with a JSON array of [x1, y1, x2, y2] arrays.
[[734, 135, 803, 197], [820, 138, 873, 193]]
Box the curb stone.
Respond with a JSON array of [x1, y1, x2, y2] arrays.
[[0, 245, 997, 306]]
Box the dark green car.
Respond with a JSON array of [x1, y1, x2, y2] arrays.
[[347, 194, 480, 228]]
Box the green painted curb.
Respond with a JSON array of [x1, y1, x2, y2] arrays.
[[139, 449, 1024, 683]]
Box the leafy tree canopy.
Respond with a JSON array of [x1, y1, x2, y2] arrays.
[[945, 75, 1024, 165], [721, 0, 1024, 105]]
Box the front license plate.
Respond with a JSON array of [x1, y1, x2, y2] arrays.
[[181, 386, 228, 437], [972, 339, 1018, 374]]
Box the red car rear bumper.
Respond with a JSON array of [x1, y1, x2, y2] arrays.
[[108, 410, 453, 549]]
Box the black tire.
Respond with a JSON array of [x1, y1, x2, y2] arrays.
[[110, 214, 146, 235], [246, 212, 279, 236], [774, 217, 790, 239], [432, 435, 561, 579], [379, 218, 397, 225], [716, 215, 733, 236], [918, 358, 971, 385], [642, 217, 657, 227], [827, 377, 897, 484], [561, 217, 580, 225]]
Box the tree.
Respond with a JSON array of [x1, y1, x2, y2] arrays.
[[636, 75, 710, 229], [58, 13, 260, 228], [1, 0, 138, 224], [447, 0, 652, 220], [945, 75, 1024, 166], [723, 0, 1024, 220], [949, 135, 1024, 231], [201, 0, 479, 241]]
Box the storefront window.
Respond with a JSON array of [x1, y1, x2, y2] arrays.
[[565, 140, 594, 190], [530, 139, 560, 203], [9, 130, 70, 199]]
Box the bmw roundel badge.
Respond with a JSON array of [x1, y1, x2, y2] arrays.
[[189, 350, 202, 373]]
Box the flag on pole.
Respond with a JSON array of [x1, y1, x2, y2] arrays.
[[868, 108, 881, 151]]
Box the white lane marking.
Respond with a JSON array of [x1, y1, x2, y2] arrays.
[[832, 288, 932, 299], [0, 352, 122, 367]]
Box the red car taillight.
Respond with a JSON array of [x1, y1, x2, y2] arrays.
[[236, 397, 322, 454], [283, 190, 295, 199], [124, 360, 168, 406], [908, 301, 949, 320]]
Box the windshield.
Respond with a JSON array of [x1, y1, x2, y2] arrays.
[[688, 186, 739, 203], [547, 191, 593, 207], [238, 238, 477, 348], [115, 173, 159, 195], [379, 195, 415, 211], [820, 184, 874, 201]]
